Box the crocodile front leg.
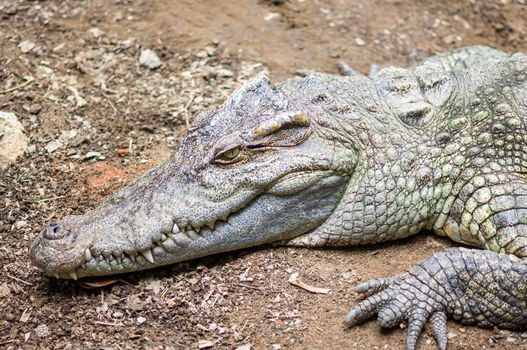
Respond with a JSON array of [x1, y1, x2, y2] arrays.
[[346, 247, 527, 350]]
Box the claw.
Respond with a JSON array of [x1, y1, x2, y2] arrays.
[[345, 292, 391, 327]]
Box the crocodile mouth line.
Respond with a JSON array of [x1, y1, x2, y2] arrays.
[[59, 217, 233, 280]]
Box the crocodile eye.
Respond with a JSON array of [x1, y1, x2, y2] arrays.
[[214, 146, 241, 164]]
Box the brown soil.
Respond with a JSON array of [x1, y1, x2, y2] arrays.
[[2, 0, 527, 349]]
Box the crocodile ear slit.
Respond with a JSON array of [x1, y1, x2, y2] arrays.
[[397, 103, 432, 127]]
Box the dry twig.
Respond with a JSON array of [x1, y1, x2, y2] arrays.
[[288, 273, 330, 294]]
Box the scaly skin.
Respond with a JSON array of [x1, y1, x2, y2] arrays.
[[30, 46, 527, 349]]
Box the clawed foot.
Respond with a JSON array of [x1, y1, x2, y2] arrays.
[[345, 275, 448, 350]]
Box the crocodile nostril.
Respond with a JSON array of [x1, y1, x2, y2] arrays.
[[43, 223, 69, 240]]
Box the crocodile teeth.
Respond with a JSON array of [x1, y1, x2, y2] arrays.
[[161, 233, 167, 241], [194, 226, 201, 234], [84, 248, 92, 262], [142, 249, 155, 264], [69, 271, 78, 280], [53, 273, 59, 279], [172, 223, 180, 234]]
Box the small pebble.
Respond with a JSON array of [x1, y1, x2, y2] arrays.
[[84, 151, 104, 160], [34, 324, 49, 338], [139, 49, 162, 69], [88, 27, 103, 38], [45, 140, 63, 153], [354, 37, 366, 46], [198, 340, 214, 349], [235, 345, 251, 350], [264, 12, 281, 21], [19, 40, 35, 53]]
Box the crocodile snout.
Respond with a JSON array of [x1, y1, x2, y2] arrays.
[[30, 215, 90, 278]]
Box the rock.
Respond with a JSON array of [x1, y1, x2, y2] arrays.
[[235, 345, 251, 350], [121, 37, 135, 49], [19, 40, 35, 53], [341, 271, 356, 281], [0, 282, 11, 297], [33, 46, 44, 56], [354, 37, 367, 46], [139, 49, 162, 69], [59, 129, 78, 145], [27, 104, 42, 115], [70, 134, 90, 147], [15, 220, 27, 229], [442, 34, 457, 44], [116, 148, 129, 156], [216, 68, 234, 78], [96, 302, 108, 314], [2, 2, 18, 15], [0, 111, 28, 168], [144, 279, 163, 294], [136, 316, 146, 324], [126, 294, 151, 311], [88, 27, 103, 38], [84, 151, 104, 161], [195, 50, 209, 59], [264, 12, 281, 21], [198, 340, 214, 349], [36, 65, 54, 79], [45, 140, 63, 153], [34, 324, 49, 338], [204, 46, 216, 56]]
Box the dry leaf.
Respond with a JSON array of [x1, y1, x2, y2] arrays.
[[77, 278, 120, 289]]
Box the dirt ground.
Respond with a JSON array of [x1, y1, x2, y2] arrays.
[[2, 0, 527, 349]]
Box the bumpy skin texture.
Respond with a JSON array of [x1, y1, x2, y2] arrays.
[[346, 248, 527, 349], [30, 46, 527, 349]]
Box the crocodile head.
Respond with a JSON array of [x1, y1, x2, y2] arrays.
[[30, 75, 363, 279]]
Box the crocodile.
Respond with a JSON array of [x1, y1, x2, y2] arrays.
[[30, 46, 527, 349]]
